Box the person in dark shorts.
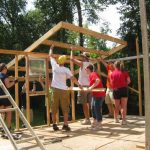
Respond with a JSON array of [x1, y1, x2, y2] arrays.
[[110, 61, 130, 125], [0, 63, 18, 130]]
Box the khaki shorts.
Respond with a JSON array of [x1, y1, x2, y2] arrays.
[[51, 88, 70, 114], [105, 88, 114, 104], [77, 91, 91, 104]]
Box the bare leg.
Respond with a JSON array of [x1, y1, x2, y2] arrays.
[[114, 100, 120, 120], [52, 113, 57, 124], [83, 103, 90, 119], [107, 104, 114, 116], [120, 97, 128, 121], [63, 112, 68, 125], [5, 106, 12, 129]]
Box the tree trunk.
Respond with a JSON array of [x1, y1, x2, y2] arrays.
[[75, 0, 84, 47]]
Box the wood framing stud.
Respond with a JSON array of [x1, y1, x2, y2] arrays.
[[43, 40, 109, 56], [61, 22, 127, 45]]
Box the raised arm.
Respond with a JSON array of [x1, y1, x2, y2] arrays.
[[99, 57, 108, 68], [49, 45, 54, 58], [70, 48, 83, 67]]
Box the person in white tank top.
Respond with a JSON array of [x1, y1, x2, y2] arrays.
[[71, 52, 92, 125]]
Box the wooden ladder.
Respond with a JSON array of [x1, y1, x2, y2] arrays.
[[0, 79, 45, 150]]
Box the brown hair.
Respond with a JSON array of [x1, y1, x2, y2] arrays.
[[0, 63, 7, 72], [86, 64, 94, 72], [114, 61, 121, 70], [120, 62, 125, 71]]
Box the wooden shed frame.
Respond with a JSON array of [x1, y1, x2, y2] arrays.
[[0, 21, 142, 130]]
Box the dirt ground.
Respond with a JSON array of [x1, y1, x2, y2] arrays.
[[0, 115, 145, 150]]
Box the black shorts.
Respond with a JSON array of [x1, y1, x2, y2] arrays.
[[113, 87, 128, 100], [0, 98, 12, 107]]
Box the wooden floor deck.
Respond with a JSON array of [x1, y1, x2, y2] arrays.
[[0, 115, 145, 150]]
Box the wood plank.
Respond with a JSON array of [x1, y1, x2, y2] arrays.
[[0, 49, 48, 57], [128, 86, 139, 94], [61, 22, 127, 45], [7, 22, 63, 69], [68, 87, 105, 92], [42, 40, 109, 56], [45, 58, 50, 126], [15, 56, 19, 130], [25, 56, 31, 123], [136, 37, 142, 116], [108, 44, 127, 56], [70, 51, 75, 121]]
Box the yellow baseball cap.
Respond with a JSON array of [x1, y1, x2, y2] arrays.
[[57, 55, 67, 64]]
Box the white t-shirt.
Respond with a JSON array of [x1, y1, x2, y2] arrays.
[[78, 61, 92, 86], [50, 58, 73, 90]]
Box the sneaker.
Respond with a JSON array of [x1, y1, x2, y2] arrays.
[[121, 120, 127, 125], [81, 119, 91, 125], [53, 124, 59, 131], [105, 114, 114, 118], [62, 124, 71, 131], [91, 122, 102, 130], [114, 119, 120, 123], [91, 120, 97, 128]]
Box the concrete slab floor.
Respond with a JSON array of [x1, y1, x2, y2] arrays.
[[0, 115, 145, 150]]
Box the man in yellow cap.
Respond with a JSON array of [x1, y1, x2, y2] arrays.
[[70, 51, 93, 125], [49, 45, 82, 131]]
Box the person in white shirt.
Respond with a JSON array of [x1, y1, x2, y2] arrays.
[[70, 51, 92, 125], [49, 45, 82, 131]]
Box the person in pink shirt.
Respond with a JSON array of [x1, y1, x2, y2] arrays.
[[110, 61, 130, 125], [86, 64, 105, 130]]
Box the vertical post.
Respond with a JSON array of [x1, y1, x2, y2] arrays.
[[136, 37, 142, 116], [97, 61, 101, 75], [139, 1, 150, 149], [70, 50, 75, 121], [25, 56, 31, 123], [15, 55, 19, 130], [45, 58, 50, 126]]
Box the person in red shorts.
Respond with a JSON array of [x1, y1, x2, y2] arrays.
[[110, 61, 130, 125], [86, 65, 105, 130]]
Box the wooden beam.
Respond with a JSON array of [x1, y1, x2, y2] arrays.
[[68, 87, 105, 92], [61, 22, 127, 45], [15, 56, 19, 130], [7, 22, 63, 69], [25, 56, 31, 123], [45, 58, 50, 126], [70, 51, 75, 121], [42, 40, 109, 56], [136, 37, 142, 116], [139, 1, 150, 149], [0, 49, 49, 57], [108, 44, 127, 56], [128, 86, 139, 94]]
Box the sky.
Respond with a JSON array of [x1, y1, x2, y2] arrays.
[[27, 0, 121, 46]]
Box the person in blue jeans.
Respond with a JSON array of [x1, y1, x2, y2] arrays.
[[85, 64, 105, 130]]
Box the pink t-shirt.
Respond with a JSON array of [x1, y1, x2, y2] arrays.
[[110, 69, 129, 89]]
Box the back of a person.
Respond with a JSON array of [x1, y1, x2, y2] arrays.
[[51, 65, 70, 90], [111, 69, 127, 89]]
